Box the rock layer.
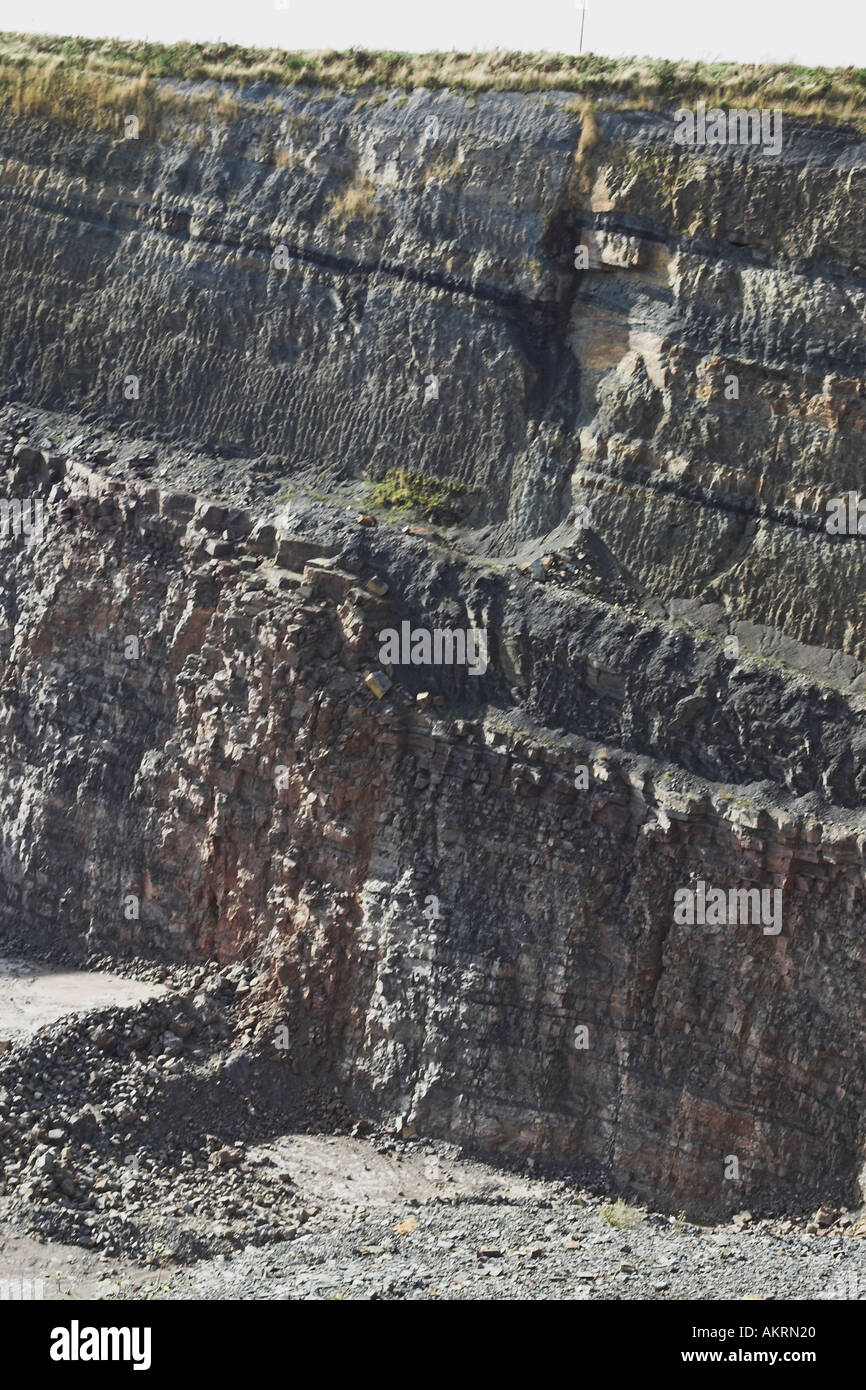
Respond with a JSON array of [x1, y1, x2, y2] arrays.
[[1, 92, 865, 662], [1, 74, 865, 1218], [0, 447, 863, 1217]]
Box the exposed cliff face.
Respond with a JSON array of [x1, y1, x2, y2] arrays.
[[0, 444, 863, 1219], [2, 87, 865, 666], [1, 61, 865, 1219]]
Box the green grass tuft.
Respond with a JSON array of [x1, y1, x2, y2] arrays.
[[365, 467, 470, 524], [601, 1198, 642, 1229]]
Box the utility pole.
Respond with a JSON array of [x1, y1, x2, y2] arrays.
[[576, 1, 588, 55]]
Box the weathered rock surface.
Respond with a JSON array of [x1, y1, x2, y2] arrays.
[[0, 433, 862, 1218], [0, 73, 865, 1222], [1, 91, 864, 665]]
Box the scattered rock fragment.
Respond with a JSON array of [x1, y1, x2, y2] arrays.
[[364, 671, 392, 698]]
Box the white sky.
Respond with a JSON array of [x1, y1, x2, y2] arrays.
[[4, 0, 865, 69]]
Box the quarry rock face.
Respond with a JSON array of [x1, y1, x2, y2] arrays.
[[0, 453, 862, 1220], [0, 73, 864, 1221], [2, 92, 865, 667]]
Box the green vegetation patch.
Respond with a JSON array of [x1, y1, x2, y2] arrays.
[[365, 467, 472, 524], [1, 32, 866, 127], [601, 1198, 643, 1230]]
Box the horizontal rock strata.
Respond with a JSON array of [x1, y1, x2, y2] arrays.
[[0, 445, 863, 1217]]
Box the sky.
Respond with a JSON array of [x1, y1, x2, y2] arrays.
[[4, 0, 865, 70]]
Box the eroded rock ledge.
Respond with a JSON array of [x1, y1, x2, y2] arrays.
[[0, 436, 864, 1218]]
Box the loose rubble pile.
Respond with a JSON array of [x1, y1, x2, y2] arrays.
[[3, 950, 866, 1300], [0, 959, 346, 1263], [520, 543, 638, 607]]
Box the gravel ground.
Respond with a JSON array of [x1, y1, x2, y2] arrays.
[[160, 1181, 866, 1302], [9, 1139, 866, 1302]]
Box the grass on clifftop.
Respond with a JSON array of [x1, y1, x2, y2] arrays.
[[1, 31, 866, 131]]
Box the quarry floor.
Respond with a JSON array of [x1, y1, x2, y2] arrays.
[[3, 1137, 866, 1302], [1, 952, 866, 1302]]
